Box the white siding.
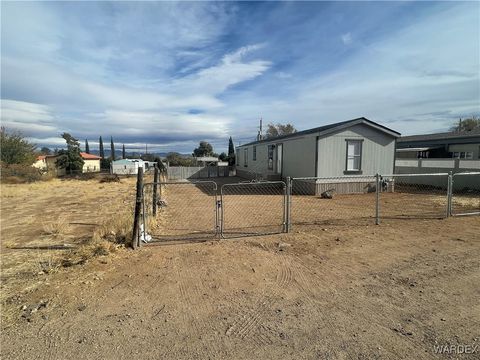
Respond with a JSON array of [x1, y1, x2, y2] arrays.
[[317, 124, 395, 177], [236, 122, 396, 179]]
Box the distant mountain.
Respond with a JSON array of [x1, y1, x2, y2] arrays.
[[87, 150, 170, 158]]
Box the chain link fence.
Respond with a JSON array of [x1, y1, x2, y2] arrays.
[[290, 176, 377, 226], [451, 172, 480, 216], [134, 171, 479, 246], [378, 173, 449, 220], [142, 180, 218, 242], [220, 181, 287, 238]]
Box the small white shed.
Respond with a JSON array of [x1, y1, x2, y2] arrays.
[[111, 159, 144, 175]]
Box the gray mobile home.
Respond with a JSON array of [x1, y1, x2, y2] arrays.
[[236, 117, 400, 187]]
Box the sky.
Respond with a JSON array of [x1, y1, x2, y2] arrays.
[[1, 1, 479, 154]]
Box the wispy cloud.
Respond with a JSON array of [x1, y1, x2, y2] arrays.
[[1, 1, 479, 152], [341, 32, 352, 45]]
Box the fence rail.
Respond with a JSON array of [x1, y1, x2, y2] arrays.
[[166, 166, 232, 180], [132, 171, 480, 247]]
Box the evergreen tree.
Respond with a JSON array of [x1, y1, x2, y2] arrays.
[[99, 136, 105, 158], [85, 139, 90, 154], [122, 144, 126, 159], [110, 136, 115, 161], [56, 133, 84, 173], [227, 136, 235, 166]]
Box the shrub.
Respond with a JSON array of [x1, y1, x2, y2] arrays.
[[99, 174, 121, 183], [0, 163, 43, 183]]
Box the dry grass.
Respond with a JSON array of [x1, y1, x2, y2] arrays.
[[42, 216, 71, 237], [1, 175, 145, 321]]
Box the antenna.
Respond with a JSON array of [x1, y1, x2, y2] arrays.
[[257, 117, 263, 141]]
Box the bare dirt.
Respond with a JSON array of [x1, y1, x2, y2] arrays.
[[1, 177, 479, 359]]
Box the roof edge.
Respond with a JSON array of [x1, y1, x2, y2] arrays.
[[237, 117, 400, 148]]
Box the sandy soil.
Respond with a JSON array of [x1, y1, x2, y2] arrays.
[[1, 177, 479, 359]]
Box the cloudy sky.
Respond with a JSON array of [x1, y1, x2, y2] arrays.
[[1, 1, 479, 153]]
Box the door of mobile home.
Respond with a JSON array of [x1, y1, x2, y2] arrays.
[[276, 143, 283, 175]]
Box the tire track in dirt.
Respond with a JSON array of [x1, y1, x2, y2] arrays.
[[174, 250, 226, 359], [286, 254, 429, 358], [224, 249, 293, 346]]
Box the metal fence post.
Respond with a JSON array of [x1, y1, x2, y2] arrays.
[[375, 173, 380, 225], [153, 166, 159, 216], [131, 167, 144, 249], [447, 171, 453, 218], [285, 177, 292, 233]]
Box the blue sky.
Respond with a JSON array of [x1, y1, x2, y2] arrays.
[[1, 1, 479, 153]]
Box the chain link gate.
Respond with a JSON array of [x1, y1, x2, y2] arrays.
[[142, 181, 219, 242], [220, 181, 287, 238], [134, 171, 479, 246]]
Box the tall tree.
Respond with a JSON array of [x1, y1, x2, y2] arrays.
[[228, 136, 235, 166], [192, 141, 214, 157], [0, 127, 36, 165], [99, 136, 105, 158], [110, 136, 115, 161], [266, 123, 297, 138], [218, 152, 228, 161], [450, 116, 480, 133], [166, 152, 195, 166], [85, 139, 90, 154], [122, 144, 126, 159], [56, 133, 84, 172]]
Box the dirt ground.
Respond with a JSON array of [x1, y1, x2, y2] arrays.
[[1, 177, 479, 359]]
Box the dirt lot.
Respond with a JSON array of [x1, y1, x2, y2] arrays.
[[1, 177, 479, 359]]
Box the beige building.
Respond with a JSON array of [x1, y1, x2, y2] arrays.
[[32, 152, 101, 176], [236, 117, 400, 180], [80, 152, 101, 173], [33, 155, 48, 171]]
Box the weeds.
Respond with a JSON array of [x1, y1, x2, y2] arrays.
[[42, 216, 71, 237]]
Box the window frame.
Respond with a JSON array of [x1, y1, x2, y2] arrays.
[[344, 139, 363, 174], [253, 146, 257, 161], [243, 148, 248, 167]]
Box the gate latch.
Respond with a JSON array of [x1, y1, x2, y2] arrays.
[[216, 200, 222, 209]]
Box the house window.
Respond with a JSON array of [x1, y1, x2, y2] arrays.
[[244, 148, 248, 167], [452, 151, 474, 159], [268, 145, 274, 170], [345, 140, 362, 172], [253, 146, 257, 161]]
